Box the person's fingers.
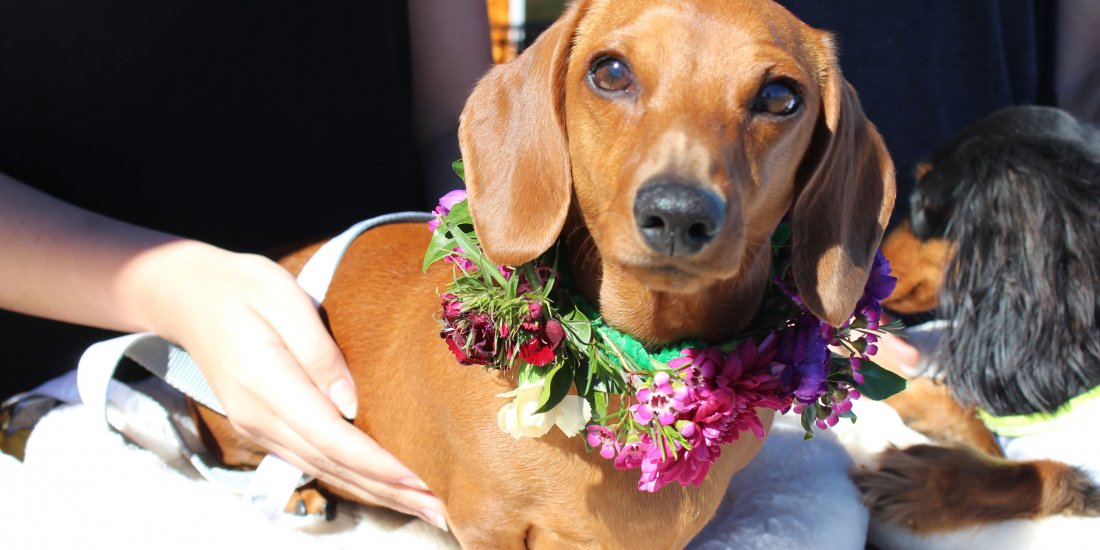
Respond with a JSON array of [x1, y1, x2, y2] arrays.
[[173, 253, 447, 525], [222, 339, 437, 492], [239, 416, 446, 530], [241, 256, 359, 419]]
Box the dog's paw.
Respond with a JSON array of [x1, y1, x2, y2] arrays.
[[284, 487, 333, 519]]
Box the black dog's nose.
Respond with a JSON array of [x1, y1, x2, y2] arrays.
[[633, 181, 725, 257]]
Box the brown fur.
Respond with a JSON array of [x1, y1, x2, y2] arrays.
[[880, 219, 951, 314], [883, 377, 1001, 456], [192, 1, 895, 547], [853, 444, 1100, 533]]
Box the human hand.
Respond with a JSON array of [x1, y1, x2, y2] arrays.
[[129, 242, 448, 530]]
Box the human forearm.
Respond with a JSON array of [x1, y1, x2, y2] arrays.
[[0, 170, 182, 333]]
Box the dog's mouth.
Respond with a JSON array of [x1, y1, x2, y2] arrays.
[[616, 255, 742, 293]]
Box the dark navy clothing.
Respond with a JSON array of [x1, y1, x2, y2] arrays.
[[777, 0, 1050, 223], [0, 1, 419, 395], [0, 1, 1053, 395]]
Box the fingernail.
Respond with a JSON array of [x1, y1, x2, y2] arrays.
[[421, 509, 449, 532], [401, 477, 431, 491], [328, 379, 358, 419]]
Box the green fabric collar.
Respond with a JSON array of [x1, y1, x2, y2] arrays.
[[979, 383, 1100, 437]]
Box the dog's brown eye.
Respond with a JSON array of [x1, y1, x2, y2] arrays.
[[753, 81, 801, 116], [590, 57, 633, 93]]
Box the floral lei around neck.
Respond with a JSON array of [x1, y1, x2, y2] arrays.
[[423, 161, 906, 493]]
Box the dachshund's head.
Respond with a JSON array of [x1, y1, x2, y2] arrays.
[[459, 0, 894, 329], [909, 106, 1100, 415]]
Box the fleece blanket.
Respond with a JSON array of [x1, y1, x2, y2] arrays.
[[1, 374, 1097, 549]]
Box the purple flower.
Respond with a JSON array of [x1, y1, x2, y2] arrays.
[[863, 250, 897, 303], [853, 250, 897, 330], [427, 189, 468, 232], [775, 312, 830, 403]]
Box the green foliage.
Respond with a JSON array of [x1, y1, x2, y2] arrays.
[[854, 359, 908, 400], [535, 363, 574, 414], [452, 159, 465, 182], [425, 194, 907, 449]]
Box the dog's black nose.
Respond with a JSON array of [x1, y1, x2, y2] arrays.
[[633, 181, 725, 257]]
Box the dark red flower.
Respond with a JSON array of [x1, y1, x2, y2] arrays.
[[441, 308, 498, 366], [519, 319, 565, 366]]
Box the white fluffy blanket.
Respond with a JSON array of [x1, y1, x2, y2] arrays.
[[2, 375, 1097, 549]]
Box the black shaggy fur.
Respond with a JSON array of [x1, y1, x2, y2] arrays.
[[909, 106, 1100, 416]]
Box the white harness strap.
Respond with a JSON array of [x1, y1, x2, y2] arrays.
[[297, 212, 433, 303], [75, 211, 433, 518]]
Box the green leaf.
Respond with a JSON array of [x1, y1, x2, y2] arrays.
[[422, 229, 457, 272], [770, 222, 792, 250], [854, 359, 908, 400], [562, 307, 592, 345], [593, 391, 609, 421], [534, 363, 574, 414], [505, 265, 520, 298], [541, 248, 560, 298], [446, 200, 474, 228], [800, 403, 817, 440], [449, 223, 508, 287], [452, 159, 466, 182], [573, 363, 588, 396], [516, 363, 537, 385]]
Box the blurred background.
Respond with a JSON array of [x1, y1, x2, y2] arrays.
[[487, 0, 565, 63]]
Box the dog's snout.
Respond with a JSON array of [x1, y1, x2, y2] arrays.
[[633, 181, 725, 257]]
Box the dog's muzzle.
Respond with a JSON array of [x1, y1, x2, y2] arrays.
[[633, 180, 725, 257]]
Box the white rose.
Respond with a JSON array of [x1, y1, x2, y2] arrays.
[[496, 380, 592, 439]]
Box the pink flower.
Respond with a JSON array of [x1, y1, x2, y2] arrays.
[[427, 189, 467, 232], [635, 435, 719, 492], [614, 436, 652, 470], [443, 247, 477, 272], [630, 371, 693, 426], [586, 425, 621, 459], [441, 292, 464, 323]]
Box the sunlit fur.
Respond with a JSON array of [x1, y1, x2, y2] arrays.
[[193, 1, 896, 547]]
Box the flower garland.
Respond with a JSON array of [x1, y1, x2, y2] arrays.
[[424, 166, 905, 493]]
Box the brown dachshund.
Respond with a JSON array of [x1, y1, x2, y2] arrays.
[[192, 0, 894, 547]]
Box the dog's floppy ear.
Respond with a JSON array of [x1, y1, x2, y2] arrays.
[[791, 34, 896, 326], [457, 1, 588, 266]]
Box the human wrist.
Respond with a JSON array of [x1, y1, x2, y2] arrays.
[[120, 239, 250, 344]]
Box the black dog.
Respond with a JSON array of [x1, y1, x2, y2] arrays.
[[910, 105, 1100, 416], [856, 106, 1100, 533]]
